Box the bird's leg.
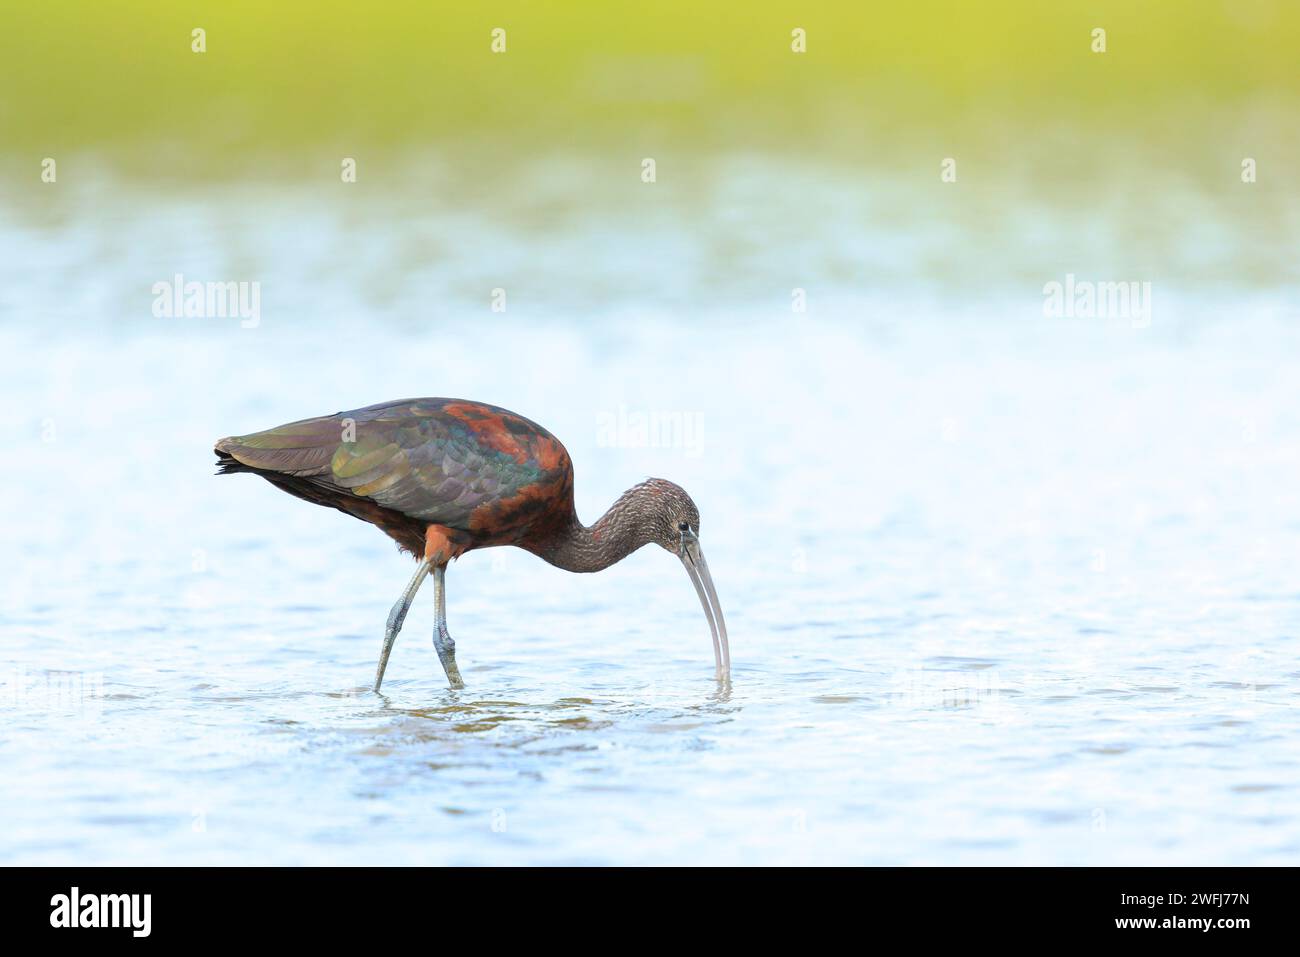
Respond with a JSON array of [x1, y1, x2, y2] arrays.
[[374, 559, 431, 692], [431, 563, 466, 689]]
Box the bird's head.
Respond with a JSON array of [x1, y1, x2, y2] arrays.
[[639, 478, 701, 554], [630, 478, 730, 681]]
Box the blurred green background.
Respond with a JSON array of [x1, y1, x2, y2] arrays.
[[4, 2, 1297, 166]]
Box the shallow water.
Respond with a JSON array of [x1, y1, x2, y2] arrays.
[[3, 172, 1300, 865]]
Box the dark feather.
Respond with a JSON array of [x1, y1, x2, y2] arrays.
[[215, 398, 576, 554]]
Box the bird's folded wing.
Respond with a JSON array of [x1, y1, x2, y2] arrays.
[[217, 411, 511, 527]]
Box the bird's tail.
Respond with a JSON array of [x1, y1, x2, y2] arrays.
[[214, 449, 255, 476], [212, 424, 338, 479], [214, 437, 260, 476]]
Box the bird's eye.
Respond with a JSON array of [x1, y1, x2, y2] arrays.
[[678, 522, 690, 531]]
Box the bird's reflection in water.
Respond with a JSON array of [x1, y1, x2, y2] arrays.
[[362, 677, 739, 745]]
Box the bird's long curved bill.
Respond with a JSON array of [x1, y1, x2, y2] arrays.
[[681, 541, 730, 681]]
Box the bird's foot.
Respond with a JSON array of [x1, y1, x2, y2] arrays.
[[435, 627, 465, 689]]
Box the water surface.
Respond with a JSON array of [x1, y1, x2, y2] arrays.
[[3, 173, 1299, 864]]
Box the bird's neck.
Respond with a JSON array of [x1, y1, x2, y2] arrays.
[[530, 494, 652, 573]]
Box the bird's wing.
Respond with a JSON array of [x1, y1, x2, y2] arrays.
[[216, 399, 567, 529]]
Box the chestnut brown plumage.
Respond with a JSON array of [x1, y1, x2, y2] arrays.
[[215, 397, 729, 690]]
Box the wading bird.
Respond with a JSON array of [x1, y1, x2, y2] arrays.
[[214, 398, 729, 690]]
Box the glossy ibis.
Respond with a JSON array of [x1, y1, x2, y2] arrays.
[[214, 398, 729, 690]]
